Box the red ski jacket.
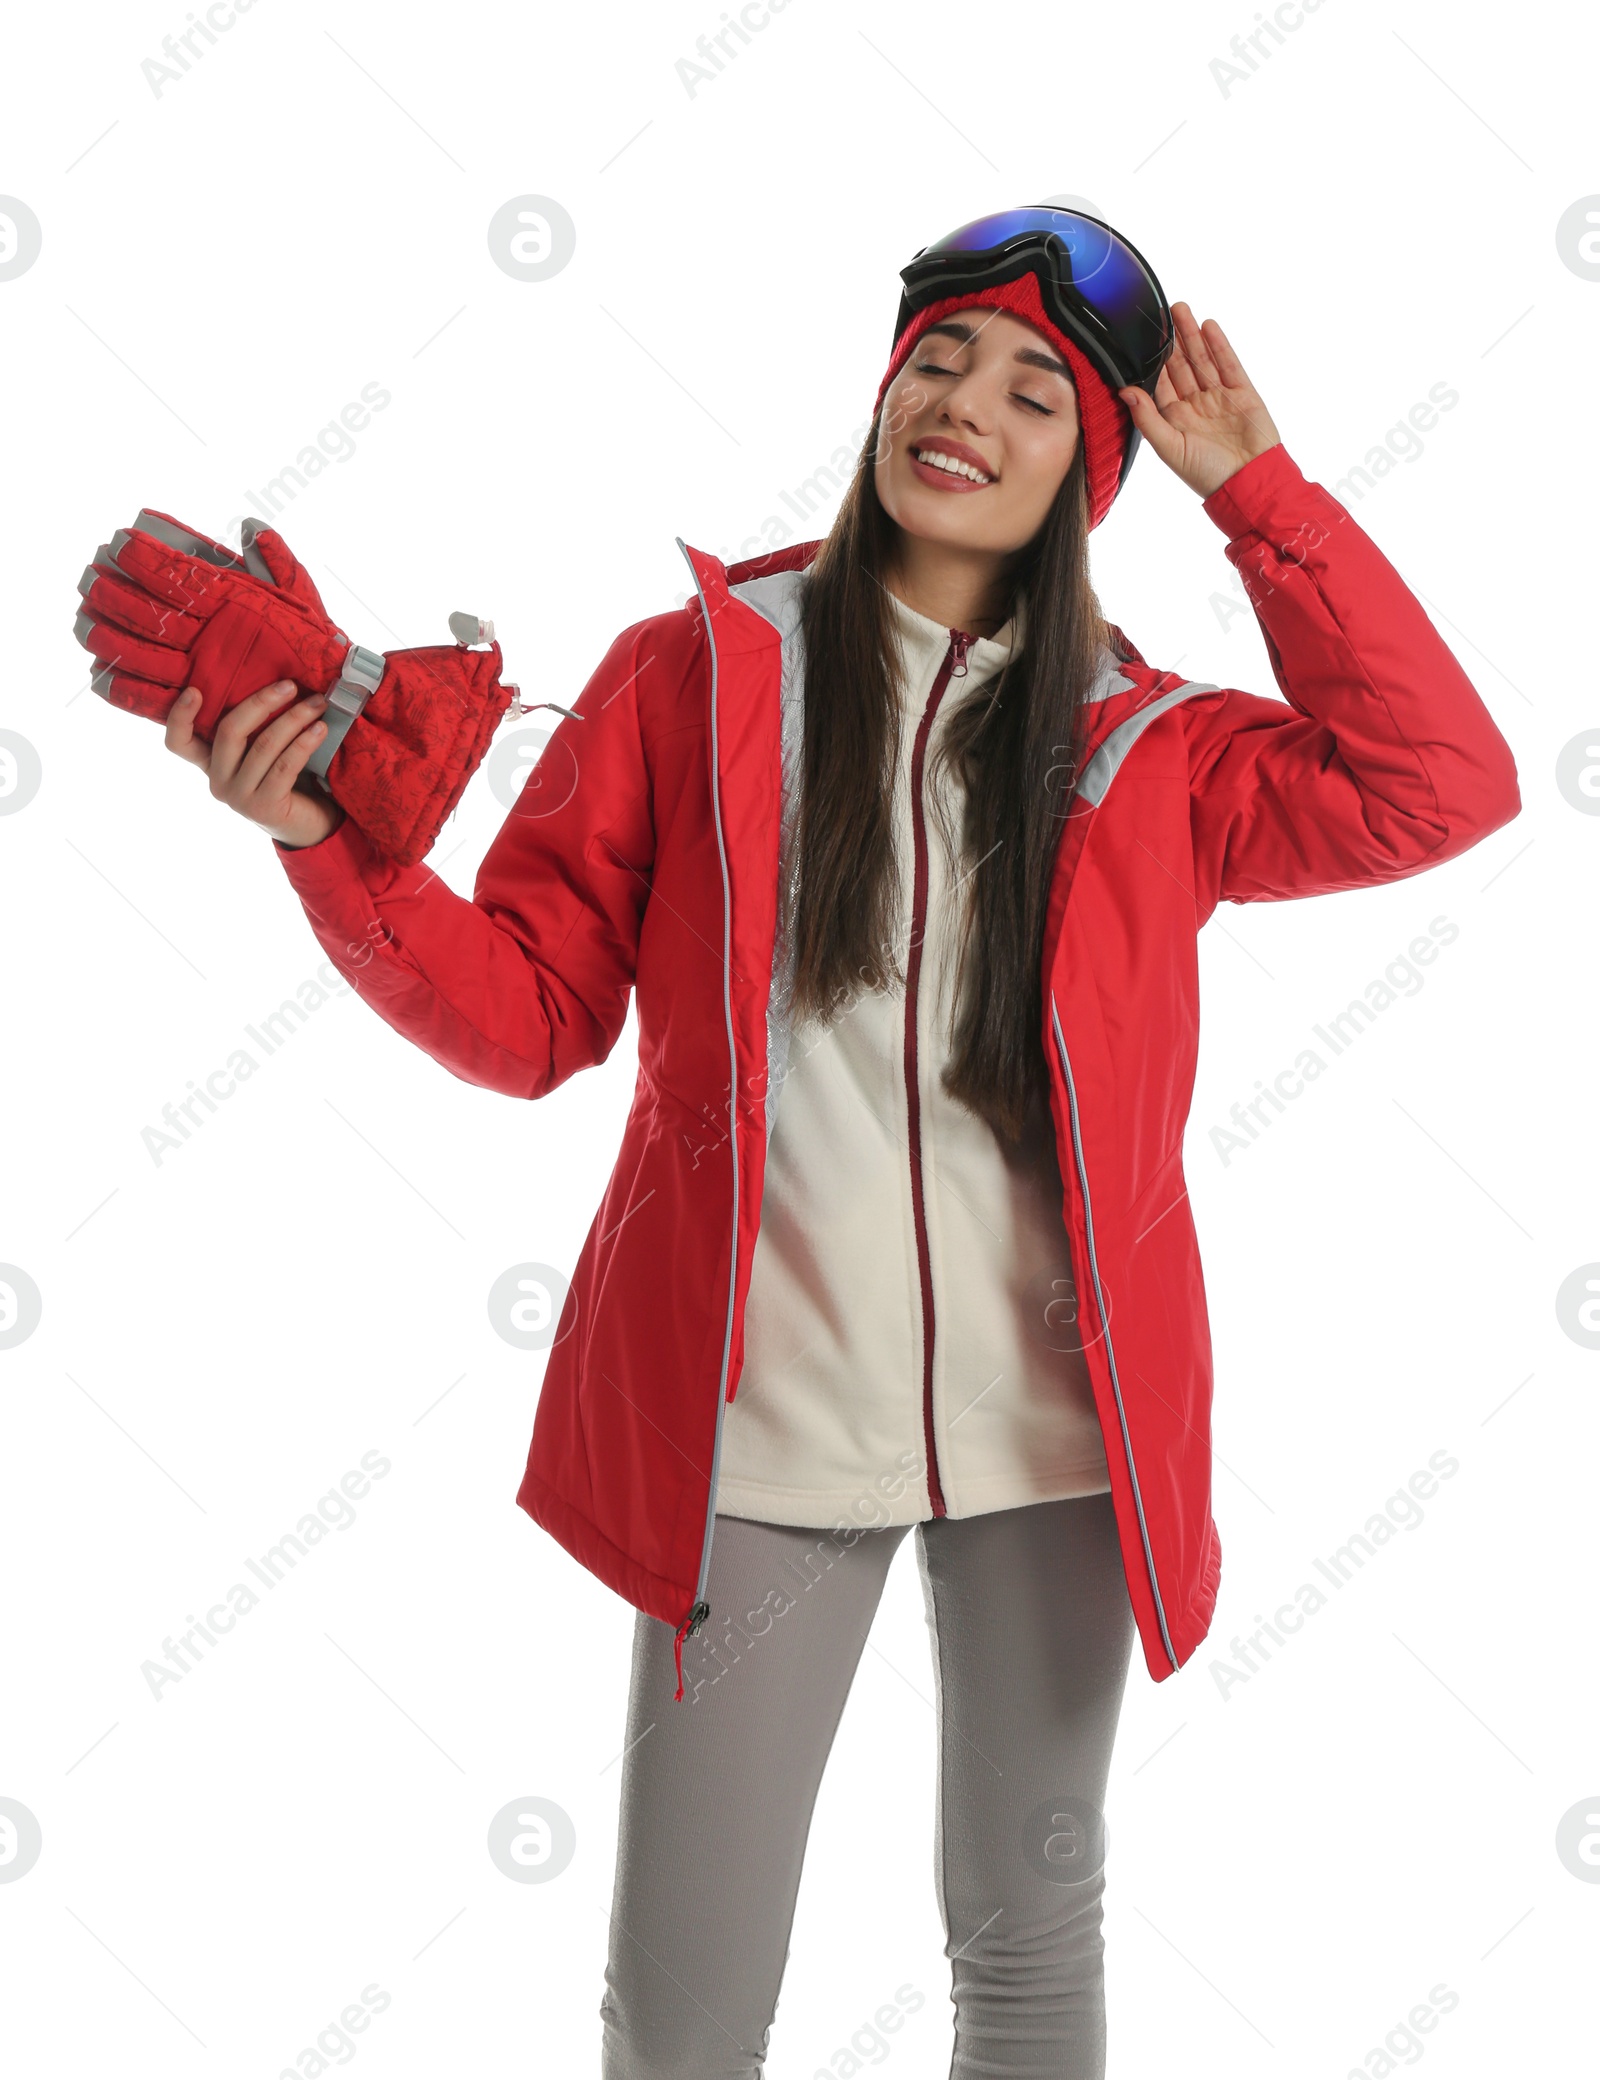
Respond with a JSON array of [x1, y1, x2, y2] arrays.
[[273, 443, 1520, 1698]]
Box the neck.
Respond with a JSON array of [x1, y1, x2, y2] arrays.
[[884, 533, 1012, 640]]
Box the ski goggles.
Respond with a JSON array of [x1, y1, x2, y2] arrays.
[[894, 206, 1174, 405]]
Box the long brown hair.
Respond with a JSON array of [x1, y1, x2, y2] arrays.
[[788, 409, 1117, 1144]]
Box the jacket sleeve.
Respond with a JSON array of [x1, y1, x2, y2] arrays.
[[271, 617, 658, 1098], [1182, 443, 1521, 921]]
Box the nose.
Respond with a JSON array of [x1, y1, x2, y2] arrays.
[[934, 364, 996, 435]]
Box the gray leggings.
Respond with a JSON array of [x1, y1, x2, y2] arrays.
[[600, 1492, 1136, 2078]]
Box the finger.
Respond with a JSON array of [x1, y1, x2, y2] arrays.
[[251, 714, 330, 813], [164, 686, 211, 769], [1171, 302, 1224, 391], [240, 521, 316, 606], [132, 508, 245, 569], [74, 611, 190, 689], [85, 658, 183, 724], [208, 677, 310, 764], [1119, 383, 1154, 424], [226, 691, 329, 803], [1158, 317, 1201, 404], [207, 679, 304, 790], [237, 710, 330, 820], [1151, 357, 1188, 412], [1196, 316, 1251, 391], [1120, 383, 1183, 467], [108, 526, 239, 618], [78, 559, 208, 646]]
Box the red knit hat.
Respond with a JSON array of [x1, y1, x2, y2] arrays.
[[873, 272, 1133, 531]]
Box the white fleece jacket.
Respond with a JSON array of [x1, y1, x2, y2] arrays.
[[712, 587, 1111, 1529]]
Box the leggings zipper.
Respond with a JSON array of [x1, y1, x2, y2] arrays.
[[905, 629, 973, 1518]]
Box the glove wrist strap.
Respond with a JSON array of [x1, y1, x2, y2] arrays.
[[306, 642, 385, 791]]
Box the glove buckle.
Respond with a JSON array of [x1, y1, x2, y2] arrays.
[[306, 641, 385, 792]]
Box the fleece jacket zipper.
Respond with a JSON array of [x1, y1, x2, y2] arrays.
[[904, 628, 974, 1518]]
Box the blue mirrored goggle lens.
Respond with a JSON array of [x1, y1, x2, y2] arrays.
[[921, 207, 1162, 335]]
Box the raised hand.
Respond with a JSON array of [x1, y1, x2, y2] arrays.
[[1118, 301, 1281, 499]]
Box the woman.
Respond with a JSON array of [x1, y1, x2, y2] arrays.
[[164, 209, 1520, 2077]]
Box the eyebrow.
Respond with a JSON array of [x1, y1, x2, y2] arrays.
[[920, 316, 1073, 379]]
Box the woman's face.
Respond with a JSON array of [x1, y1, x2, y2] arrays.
[[873, 307, 1083, 557]]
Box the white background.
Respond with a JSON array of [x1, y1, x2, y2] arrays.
[[2, 0, 1596, 2074]]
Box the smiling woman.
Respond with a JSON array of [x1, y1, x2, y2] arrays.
[[155, 202, 1521, 2080]]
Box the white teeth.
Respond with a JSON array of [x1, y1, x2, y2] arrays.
[[916, 447, 993, 483]]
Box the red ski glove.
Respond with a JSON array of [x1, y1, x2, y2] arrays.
[[73, 509, 529, 866]]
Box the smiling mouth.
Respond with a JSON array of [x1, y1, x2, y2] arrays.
[[911, 444, 997, 487]]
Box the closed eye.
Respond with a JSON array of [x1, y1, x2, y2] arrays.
[[911, 359, 1055, 416]]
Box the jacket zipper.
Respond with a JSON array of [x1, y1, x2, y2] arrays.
[[1049, 994, 1179, 1672], [672, 541, 739, 1701], [905, 629, 973, 1517]]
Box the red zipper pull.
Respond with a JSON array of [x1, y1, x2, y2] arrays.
[[948, 629, 975, 679], [672, 1599, 711, 1701]]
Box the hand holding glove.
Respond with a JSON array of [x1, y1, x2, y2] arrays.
[[74, 509, 532, 866]]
